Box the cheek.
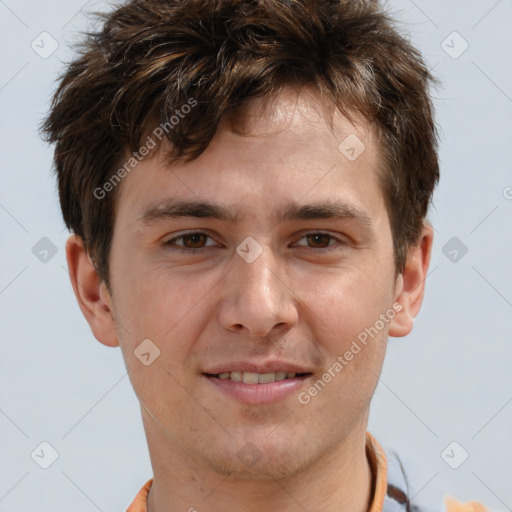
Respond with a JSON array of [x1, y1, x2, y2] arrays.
[[113, 277, 207, 423], [113, 264, 209, 339], [111, 266, 221, 392], [299, 273, 390, 410], [296, 263, 394, 351]]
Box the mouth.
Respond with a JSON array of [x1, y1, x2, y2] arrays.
[[205, 371, 312, 384], [203, 371, 313, 404]]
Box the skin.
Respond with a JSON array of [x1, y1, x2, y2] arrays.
[[66, 87, 433, 512]]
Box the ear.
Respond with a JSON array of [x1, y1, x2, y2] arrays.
[[65, 234, 119, 347], [388, 222, 434, 338]]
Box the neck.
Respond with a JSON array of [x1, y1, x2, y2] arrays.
[[145, 413, 373, 512]]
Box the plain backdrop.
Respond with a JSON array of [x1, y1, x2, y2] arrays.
[[1, 0, 511, 510]]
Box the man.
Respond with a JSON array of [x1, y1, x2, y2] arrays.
[[42, 0, 490, 510]]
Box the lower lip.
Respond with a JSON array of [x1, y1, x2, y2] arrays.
[[204, 374, 312, 404]]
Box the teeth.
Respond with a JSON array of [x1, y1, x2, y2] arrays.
[[215, 371, 300, 384], [243, 372, 259, 384], [230, 371, 243, 382], [258, 372, 275, 384]]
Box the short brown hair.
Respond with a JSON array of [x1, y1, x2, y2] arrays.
[[42, 0, 439, 292]]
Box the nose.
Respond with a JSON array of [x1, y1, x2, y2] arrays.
[[217, 244, 299, 338]]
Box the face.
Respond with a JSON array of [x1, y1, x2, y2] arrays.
[[104, 88, 401, 479]]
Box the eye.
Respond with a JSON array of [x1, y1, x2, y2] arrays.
[[163, 232, 218, 250], [294, 232, 345, 250]]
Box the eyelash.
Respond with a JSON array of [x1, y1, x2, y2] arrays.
[[162, 231, 347, 253]]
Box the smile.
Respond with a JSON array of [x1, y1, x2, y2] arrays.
[[204, 372, 313, 404], [210, 371, 307, 384]]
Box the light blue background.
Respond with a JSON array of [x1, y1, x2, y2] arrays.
[[1, 0, 511, 510]]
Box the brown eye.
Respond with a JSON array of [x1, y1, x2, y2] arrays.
[[306, 233, 333, 248], [180, 233, 208, 248], [293, 232, 345, 252], [163, 232, 216, 250]]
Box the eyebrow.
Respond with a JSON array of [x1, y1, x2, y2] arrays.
[[137, 198, 373, 232], [137, 199, 237, 226]]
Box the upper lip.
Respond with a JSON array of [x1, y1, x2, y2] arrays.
[[203, 360, 312, 375]]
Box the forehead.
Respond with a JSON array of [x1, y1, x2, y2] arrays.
[[114, 87, 386, 228]]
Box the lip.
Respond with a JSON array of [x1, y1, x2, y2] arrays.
[[203, 360, 312, 375], [203, 372, 313, 405]]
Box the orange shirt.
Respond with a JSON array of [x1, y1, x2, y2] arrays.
[[127, 432, 490, 512]]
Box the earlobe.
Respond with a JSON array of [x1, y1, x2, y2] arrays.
[[388, 223, 434, 338], [65, 234, 119, 347]]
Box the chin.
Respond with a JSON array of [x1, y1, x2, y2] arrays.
[[198, 434, 321, 481], [209, 452, 311, 481]]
